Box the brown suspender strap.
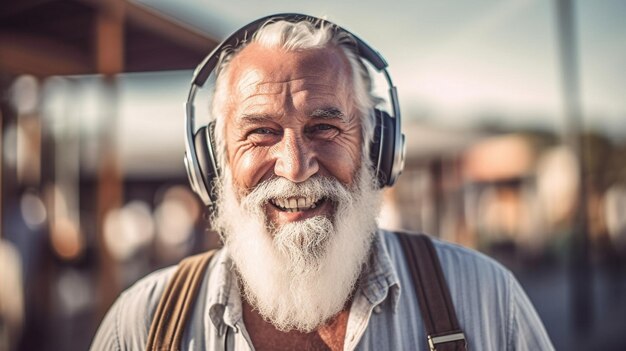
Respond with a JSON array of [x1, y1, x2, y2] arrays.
[[395, 232, 467, 351], [145, 250, 216, 351]]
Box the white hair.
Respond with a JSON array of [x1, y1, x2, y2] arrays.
[[210, 19, 381, 175]]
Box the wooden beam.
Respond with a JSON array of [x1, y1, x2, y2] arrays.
[[75, 0, 217, 52], [124, 1, 218, 51], [0, 0, 58, 19], [0, 33, 91, 76], [92, 0, 125, 319], [94, 0, 125, 74]]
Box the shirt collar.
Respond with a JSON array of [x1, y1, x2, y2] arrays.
[[206, 248, 242, 334], [357, 230, 401, 312]]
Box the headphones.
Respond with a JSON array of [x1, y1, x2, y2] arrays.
[[184, 13, 406, 207]]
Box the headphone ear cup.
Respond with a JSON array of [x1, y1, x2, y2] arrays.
[[369, 108, 395, 188], [193, 122, 220, 203]]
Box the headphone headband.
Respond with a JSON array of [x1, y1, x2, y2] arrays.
[[191, 13, 388, 87]]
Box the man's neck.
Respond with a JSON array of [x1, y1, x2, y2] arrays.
[[241, 297, 351, 351]]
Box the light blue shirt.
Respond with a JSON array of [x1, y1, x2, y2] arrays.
[[91, 230, 554, 350]]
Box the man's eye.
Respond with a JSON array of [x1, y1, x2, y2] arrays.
[[251, 128, 275, 135], [309, 124, 337, 132], [246, 128, 280, 145], [305, 124, 340, 140]]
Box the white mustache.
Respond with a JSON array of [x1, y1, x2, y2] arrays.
[[240, 176, 353, 212]]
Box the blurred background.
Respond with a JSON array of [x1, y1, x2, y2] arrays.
[[1, 0, 625, 350]]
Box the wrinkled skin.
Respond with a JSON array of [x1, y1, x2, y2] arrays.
[[222, 43, 363, 228]]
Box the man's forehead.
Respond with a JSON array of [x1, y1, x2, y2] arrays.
[[226, 43, 352, 86], [218, 43, 357, 123], [236, 72, 336, 98]]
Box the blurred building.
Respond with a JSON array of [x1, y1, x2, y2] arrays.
[[1, 0, 218, 349]]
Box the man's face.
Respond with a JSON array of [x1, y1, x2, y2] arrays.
[[214, 42, 381, 332], [221, 43, 363, 228]]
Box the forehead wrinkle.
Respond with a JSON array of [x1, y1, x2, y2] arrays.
[[236, 113, 277, 126], [242, 91, 284, 102], [240, 81, 284, 98], [302, 92, 339, 98], [234, 69, 282, 100], [236, 69, 262, 91], [237, 98, 287, 121], [289, 84, 336, 95], [238, 74, 339, 97]]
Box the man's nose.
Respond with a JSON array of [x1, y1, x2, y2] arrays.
[[274, 131, 319, 183]]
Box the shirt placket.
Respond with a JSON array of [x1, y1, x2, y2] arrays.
[[343, 292, 377, 351]]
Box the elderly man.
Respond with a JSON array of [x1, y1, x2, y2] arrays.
[[92, 14, 554, 351]]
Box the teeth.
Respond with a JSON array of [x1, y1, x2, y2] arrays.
[[271, 196, 322, 211]]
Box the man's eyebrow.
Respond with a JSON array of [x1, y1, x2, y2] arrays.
[[237, 113, 275, 125], [309, 108, 347, 122]]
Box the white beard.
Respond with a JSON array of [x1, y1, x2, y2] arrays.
[[213, 161, 382, 332]]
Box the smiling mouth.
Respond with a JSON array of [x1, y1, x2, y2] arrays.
[[269, 196, 326, 212]]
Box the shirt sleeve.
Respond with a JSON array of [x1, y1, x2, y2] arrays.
[[90, 297, 122, 351], [89, 267, 174, 351], [507, 273, 555, 351]]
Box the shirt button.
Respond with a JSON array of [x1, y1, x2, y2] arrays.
[[374, 305, 382, 314]]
